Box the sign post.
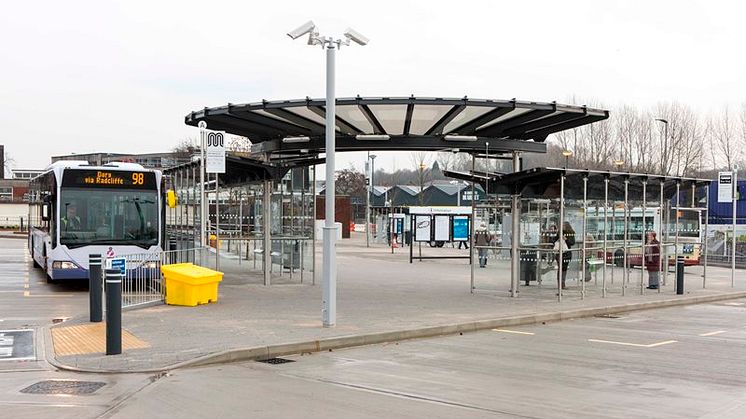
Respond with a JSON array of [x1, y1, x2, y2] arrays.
[[205, 130, 225, 271], [733, 168, 738, 287]]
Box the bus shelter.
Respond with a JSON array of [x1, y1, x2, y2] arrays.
[[448, 167, 712, 301], [182, 97, 610, 291], [163, 155, 319, 286]]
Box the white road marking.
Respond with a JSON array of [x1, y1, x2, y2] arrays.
[[724, 302, 745, 306], [699, 330, 726, 337], [588, 339, 678, 348], [492, 329, 535, 335]]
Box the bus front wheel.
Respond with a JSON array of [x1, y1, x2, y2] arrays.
[[614, 249, 625, 267]]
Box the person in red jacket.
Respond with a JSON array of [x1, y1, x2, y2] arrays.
[[645, 231, 661, 289]]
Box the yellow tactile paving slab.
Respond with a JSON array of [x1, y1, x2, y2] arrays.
[[51, 323, 150, 356]]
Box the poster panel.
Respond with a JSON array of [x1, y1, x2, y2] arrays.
[[434, 215, 450, 241]]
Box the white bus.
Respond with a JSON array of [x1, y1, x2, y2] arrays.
[[28, 161, 164, 281], [584, 206, 703, 267]]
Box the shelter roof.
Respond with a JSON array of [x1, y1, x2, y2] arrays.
[[445, 167, 712, 201], [185, 96, 609, 163]]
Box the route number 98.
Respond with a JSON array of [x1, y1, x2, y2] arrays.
[[132, 173, 144, 185]]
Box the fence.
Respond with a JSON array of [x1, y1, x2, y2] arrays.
[[103, 246, 210, 309], [0, 216, 27, 230]]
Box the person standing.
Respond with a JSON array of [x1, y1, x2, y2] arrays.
[[553, 221, 575, 289], [475, 222, 491, 268], [645, 231, 661, 289]]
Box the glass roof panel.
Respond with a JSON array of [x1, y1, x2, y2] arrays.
[[442, 106, 495, 134], [367, 105, 407, 135], [478, 108, 532, 130], [336, 105, 374, 133], [286, 107, 341, 131], [409, 105, 451, 135], [251, 109, 302, 126]]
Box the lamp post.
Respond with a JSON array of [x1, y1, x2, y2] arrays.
[[655, 118, 669, 174], [561, 149, 573, 169], [613, 159, 625, 171], [288, 21, 368, 327], [418, 162, 426, 205], [365, 153, 377, 248]]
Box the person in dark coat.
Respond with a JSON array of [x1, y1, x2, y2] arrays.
[[645, 231, 661, 289], [552, 221, 575, 289]]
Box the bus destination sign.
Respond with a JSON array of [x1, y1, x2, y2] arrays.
[[62, 170, 157, 189]]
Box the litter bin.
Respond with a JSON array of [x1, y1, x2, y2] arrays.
[[520, 249, 538, 285], [161, 263, 223, 306]]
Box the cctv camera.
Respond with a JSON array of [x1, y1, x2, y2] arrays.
[[343, 27, 369, 46], [452, 148, 460, 154], [287, 20, 316, 40], [198, 121, 207, 129]]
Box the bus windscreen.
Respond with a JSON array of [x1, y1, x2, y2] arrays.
[[59, 189, 159, 248]]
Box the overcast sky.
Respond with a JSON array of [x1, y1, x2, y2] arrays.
[[1, 0, 744, 174]]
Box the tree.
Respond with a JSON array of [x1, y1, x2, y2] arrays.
[[172, 137, 199, 158], [335, 168, 366, 197]]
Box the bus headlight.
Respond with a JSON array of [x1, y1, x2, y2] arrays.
[[52, 261, 78, 269]]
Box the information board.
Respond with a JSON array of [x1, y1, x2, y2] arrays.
[[718, 171, 733, 203], [414, 216, 431, 242], [434, 215, 450, 241], [452, 216, 469, 241], [106, 257, 126, 276], [205, 131, 226, 174]]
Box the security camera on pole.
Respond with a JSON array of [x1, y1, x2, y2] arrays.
[[288, 21, 368, 327]]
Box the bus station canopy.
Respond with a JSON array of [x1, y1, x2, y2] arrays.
[[445, 167, 712, 201], [164, 155, 301, 186], [185, 96, 609, 163]]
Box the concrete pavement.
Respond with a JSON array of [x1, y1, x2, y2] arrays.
[[103, 299, 746, 419], [41, 233, 746, 373]]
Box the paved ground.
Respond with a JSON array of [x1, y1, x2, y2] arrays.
[[102, 299, 746, 418], [2, 236, 746, 417], [39, 233, 746, 372]]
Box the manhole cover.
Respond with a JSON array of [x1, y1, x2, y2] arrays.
[[20, 380, 106, 395], [258, 358, 295, 365]]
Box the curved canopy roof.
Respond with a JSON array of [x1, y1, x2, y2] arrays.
[[185, 96, 609, 159]]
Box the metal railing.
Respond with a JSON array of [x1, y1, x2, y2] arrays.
[[103, 246, 210, 309]]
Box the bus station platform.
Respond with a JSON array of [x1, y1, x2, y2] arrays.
[[46, 233, 746, 373]]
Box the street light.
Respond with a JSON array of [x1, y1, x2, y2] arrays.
[[561, 149, 573, 169], [655, 118, 669, 174], [613, 159, 625, 171], [288, 21, 368, 327], [366, 154, 377, 248]]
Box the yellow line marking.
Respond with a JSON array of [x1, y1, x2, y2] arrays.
[[51, 323, 149, 356], [699, 330, 726, 337], [23, 284, 29, 289], [23, 291, 30, 297], [588, 339, 678, 348], [492, 329, 535, 335]]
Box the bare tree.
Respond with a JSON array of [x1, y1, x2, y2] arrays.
[[707, 106, 739, 170], [228, 135, 252, 153], [410, 152, 432, 205]]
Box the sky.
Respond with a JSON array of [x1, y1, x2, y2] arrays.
[[1, 0, 744, 176]]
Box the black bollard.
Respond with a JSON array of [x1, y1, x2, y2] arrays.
[[676, 255, 685, 295], [105, 268, 122, 355], [88, 254, 103, 322]]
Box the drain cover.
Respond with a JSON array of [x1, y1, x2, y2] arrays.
[[258, 357, 295, 365], [20, 380, 106, 395]]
